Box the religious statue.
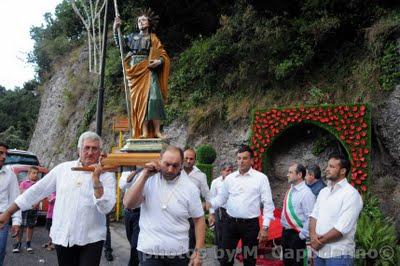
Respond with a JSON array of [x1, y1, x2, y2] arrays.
[[113, 9, 170, 139]]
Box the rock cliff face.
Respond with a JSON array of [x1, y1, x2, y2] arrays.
[[28, 48, 98, 168], [29, 46, 400, 232]]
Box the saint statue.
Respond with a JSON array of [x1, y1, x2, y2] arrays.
[[113, 9, 170, 139]]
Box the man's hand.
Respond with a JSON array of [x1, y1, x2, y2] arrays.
[[143, 161, 160, 179], [126, 170, 138, 183], [92, 163, 104, 179], [92, 163, 105, 198], [208, 214, 216, 227], [148, 59, 162, 69], [11, 225, 20, 238], [310, 234, 324, 250], [113, 16, 121, 31], [0, 212, 11, 229], [189, 250, 202, 266], [257, 227, 268, 245]]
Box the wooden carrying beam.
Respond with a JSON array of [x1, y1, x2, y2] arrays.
[[71, 152, 160, 172]]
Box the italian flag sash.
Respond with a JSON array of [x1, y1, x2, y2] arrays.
[[283, 187, 303, 233]]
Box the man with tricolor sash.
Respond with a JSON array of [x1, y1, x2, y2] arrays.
[[281, 163, 316, 266]]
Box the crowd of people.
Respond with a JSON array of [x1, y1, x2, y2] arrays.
[[0, 131, 363, 266]]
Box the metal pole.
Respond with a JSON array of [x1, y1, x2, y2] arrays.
[[115, 130, 123, 221], [113, 0, 132, 137], [96, 0, 109, 136]]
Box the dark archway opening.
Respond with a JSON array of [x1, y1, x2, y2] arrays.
[[263, 123, 348, 207]]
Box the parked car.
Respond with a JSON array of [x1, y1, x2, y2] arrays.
[[5, 149, 49, 221]]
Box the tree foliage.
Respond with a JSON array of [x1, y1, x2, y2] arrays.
[[0, 83, 41, 149], [28, 0, 84, 80], [165, 0, 400, 121]]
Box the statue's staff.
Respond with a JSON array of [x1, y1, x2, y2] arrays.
[[113, 0, 132, 136]]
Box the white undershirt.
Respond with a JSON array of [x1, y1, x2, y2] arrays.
[[137, 172, 204, 256]]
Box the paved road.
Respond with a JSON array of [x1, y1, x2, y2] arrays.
[[4, 223, 130, 266], [4, 222, 224, 266]]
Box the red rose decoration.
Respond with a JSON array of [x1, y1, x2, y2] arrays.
[[252, 104, 369, 192]]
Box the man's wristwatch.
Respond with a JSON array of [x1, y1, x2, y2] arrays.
[[194, 248, 207, 257]]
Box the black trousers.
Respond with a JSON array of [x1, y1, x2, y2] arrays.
[[55, 240, 104, 266], [104, 213, 112, 253], [188, 218, 195, 252], [221, 216, 259, 266], [282, 229, 306, 266], [125, 208, 141, 266], [214, 207, 227, 250]]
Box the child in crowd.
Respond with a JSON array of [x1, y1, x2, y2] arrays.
[[42, 192, 56, 251], [12, 166, 40, 253]]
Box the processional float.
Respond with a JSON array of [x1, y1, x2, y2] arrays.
[[70, 0, 168, 172]]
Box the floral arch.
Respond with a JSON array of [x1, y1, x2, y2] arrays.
[[250, 104, 371, 192]]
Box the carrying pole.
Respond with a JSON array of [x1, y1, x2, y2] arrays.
[[113, 0, 132, 136]]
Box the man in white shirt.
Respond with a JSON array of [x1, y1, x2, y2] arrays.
[[211, 145, 275, 266], [182, 148, 211, 250], [310, 153, 363, 266], [208, 162, 233, 251], [123, 146, 205, 266], [119, 169, 140, 266], [0, 142, 21, 265], [0, 132, 116, 266], [281, 163, 315, 265]]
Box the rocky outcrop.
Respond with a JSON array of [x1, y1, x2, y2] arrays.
[[374, 85, 400, 174], [29, 48, 97, 168]]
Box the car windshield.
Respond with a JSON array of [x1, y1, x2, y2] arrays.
[[4, 154, 39, 166]]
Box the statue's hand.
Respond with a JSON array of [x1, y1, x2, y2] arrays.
[[148, 59, 161, 69], [113, 16, 121, 31]]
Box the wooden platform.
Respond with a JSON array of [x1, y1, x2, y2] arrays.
[[102, 151, 160, 167]]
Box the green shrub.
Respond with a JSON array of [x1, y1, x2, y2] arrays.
[[196, 163, 213, 186], [196, 144, 217, 164], [380, 42, 400, 91], [355, 194, 399, 265], [205, 225, 215, 247]]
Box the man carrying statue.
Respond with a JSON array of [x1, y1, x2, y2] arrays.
[[113, 9, 170, 139]]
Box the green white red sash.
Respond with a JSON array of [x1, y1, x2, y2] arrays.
[[283, 187, 303, 233]]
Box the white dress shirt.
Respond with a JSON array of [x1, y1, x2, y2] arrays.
[[281, 181, 315, 239], [15, 160, 116, 247], [310, 178, 363, 258], [209, 176, 226, 214], [210, 168, 275, 227], [119, 171, 138, 191], [137, 172, 204, 256], [183, 166, 210, 202], [0, 167, 21, 225]]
